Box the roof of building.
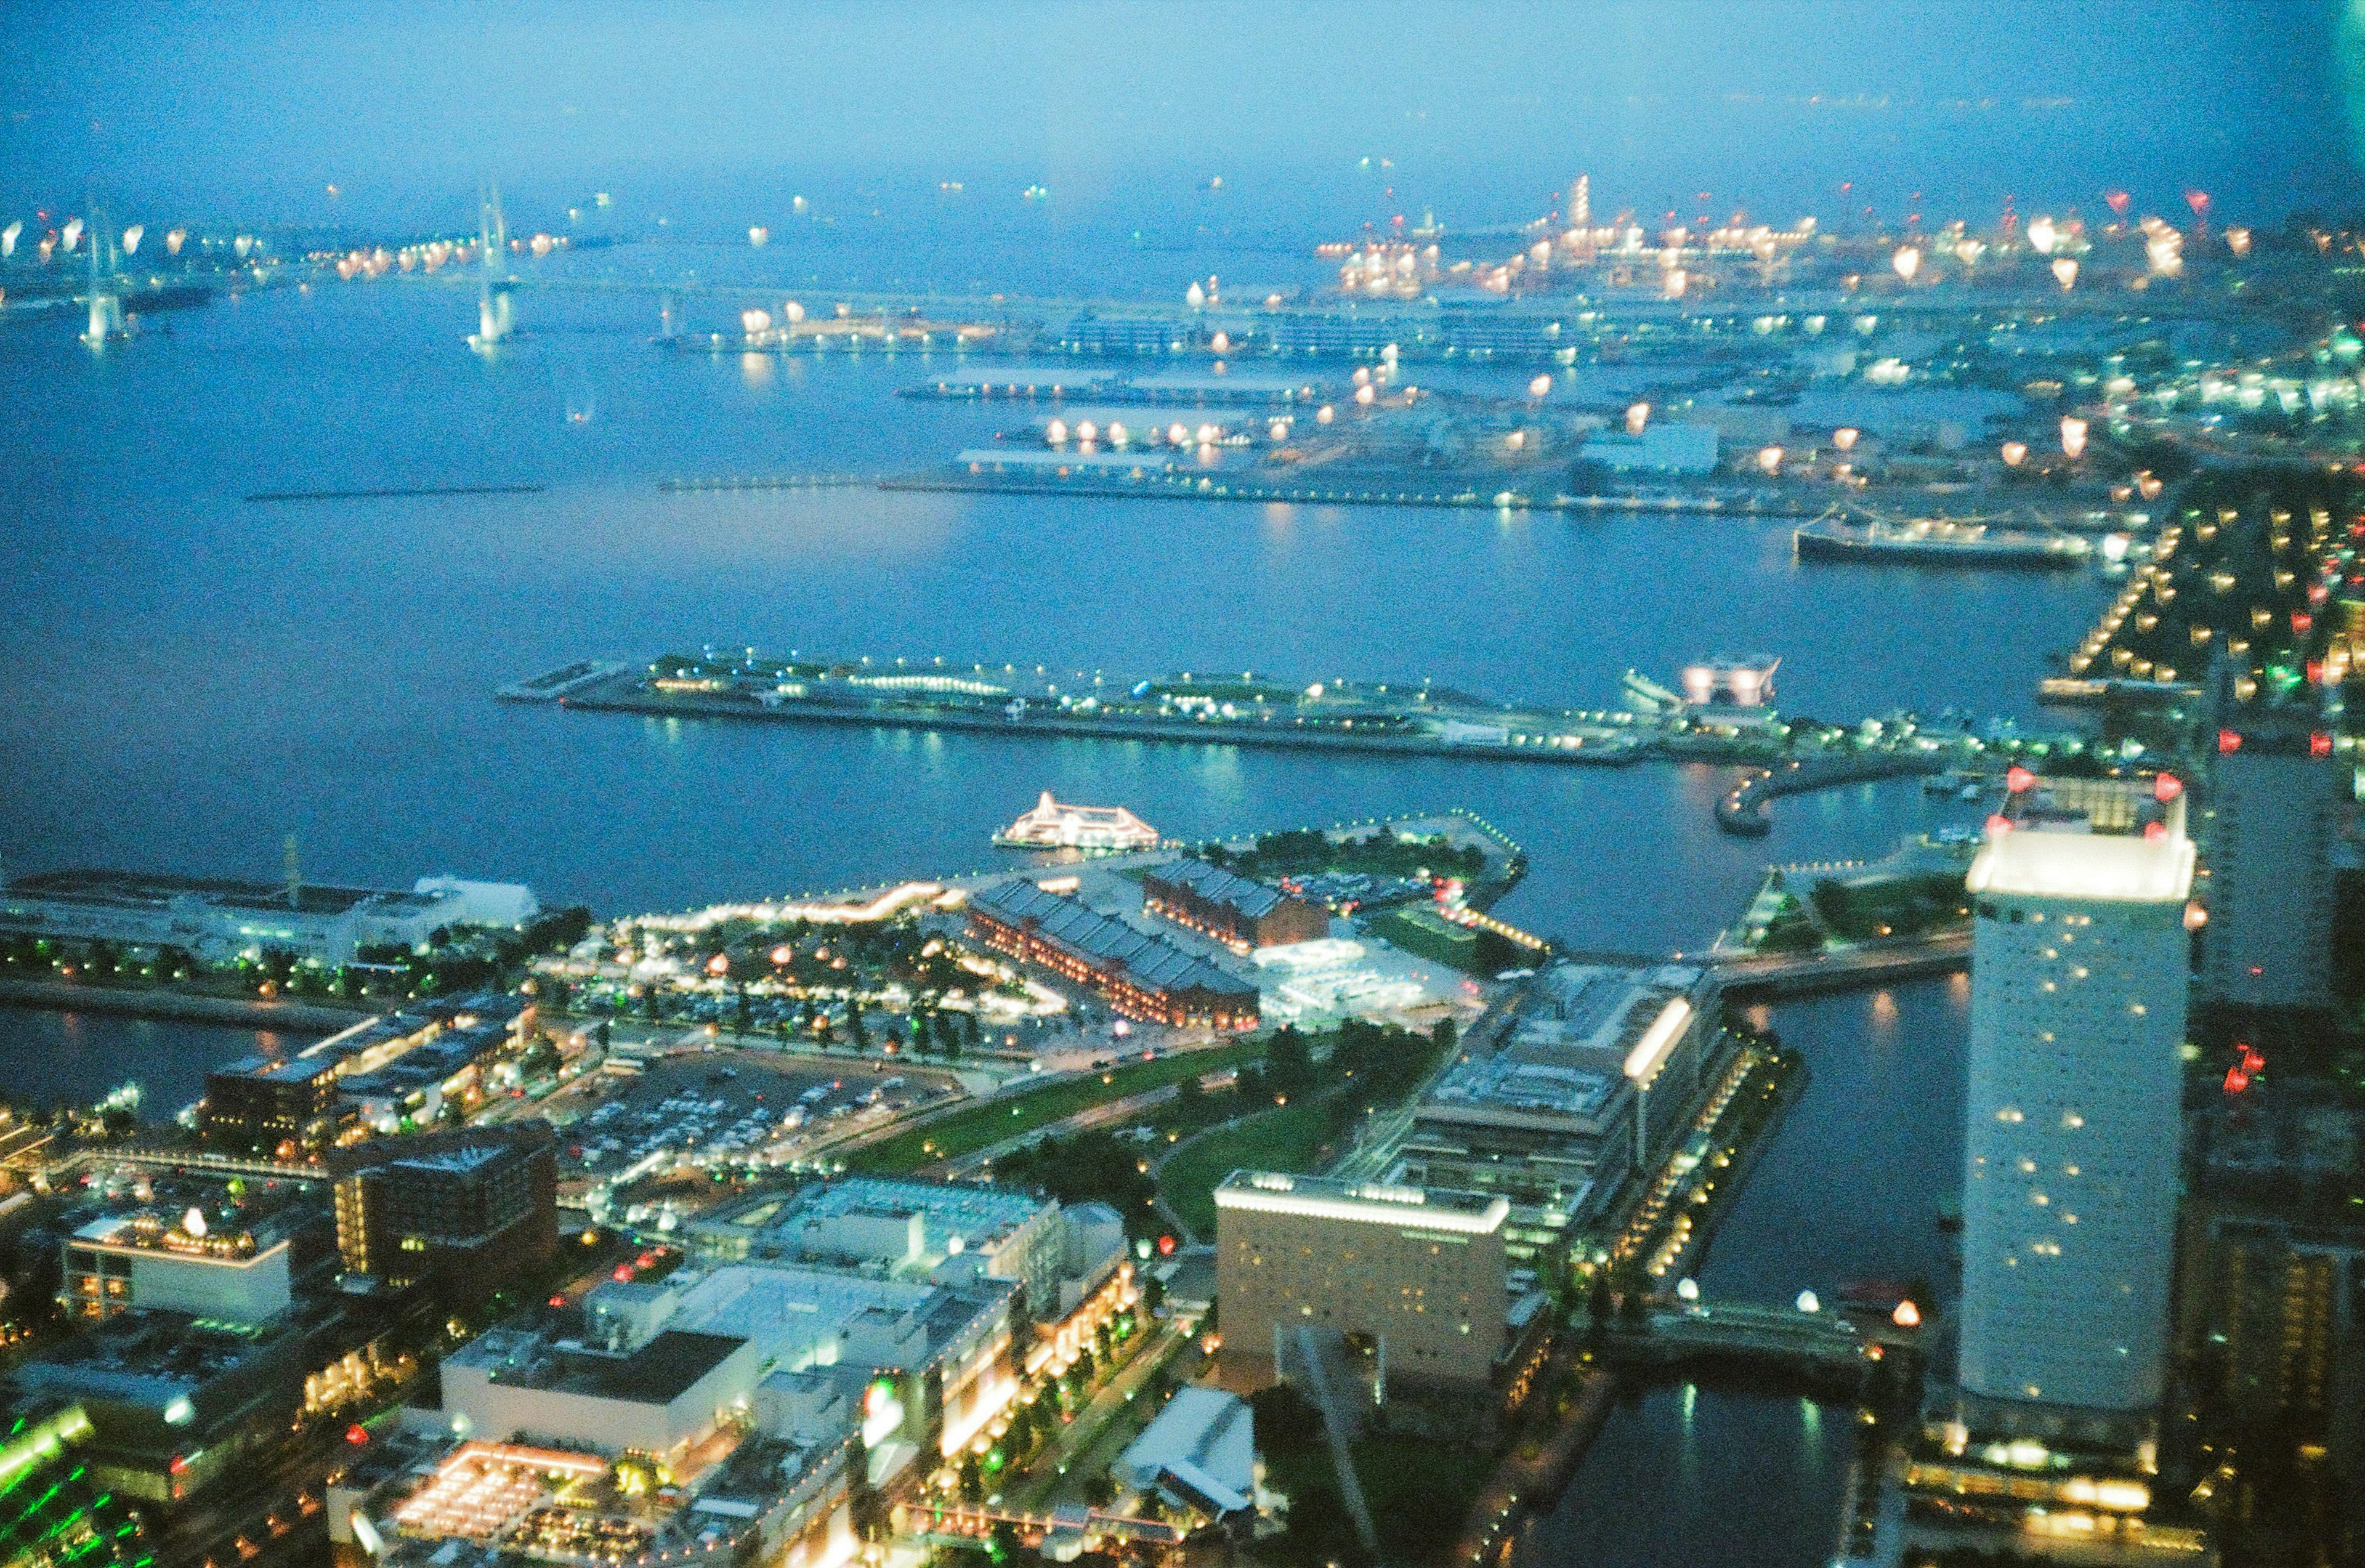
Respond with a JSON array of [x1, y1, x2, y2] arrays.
[[2, 868, 431, 918], [1968, 825, 2195, 904], [666, 1263, 1010, 1374], [757, 1178, 1053, 1256], [453, 1325, 748, 1406], [1213, 1171, 1508, 1235], [585, 1331, 748, 1403], [1118, 1386, 1255, 1515], [968, 882, 1256, 1000], [1146, 859, 1290, 919], [211, 1052, 341, 1085]]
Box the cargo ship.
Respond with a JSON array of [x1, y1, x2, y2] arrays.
[[1793, 512, 2090, 568]]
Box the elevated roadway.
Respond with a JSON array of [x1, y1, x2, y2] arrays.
[[1708, 930, 1970, 996]]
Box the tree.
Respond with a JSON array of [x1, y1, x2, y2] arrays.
[[1430, 1016, 1457, 1055], [847, 1001, 870, 1052], [1247, 1383, 1322, 1449], [1266, 1028, 1316, 1096]]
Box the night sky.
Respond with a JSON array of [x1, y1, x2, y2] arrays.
[[0, 0, 2354, 236]]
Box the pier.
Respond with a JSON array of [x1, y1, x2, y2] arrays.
[[657, 473, 886, 493], [1716, 752, 1946, 835], [498, 655, 2079, 830]]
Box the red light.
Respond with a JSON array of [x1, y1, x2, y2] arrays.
[[2292, 612, 2313, 634], [2224, 1065, 2250, 1094], [2218, 729, 2243, 754], [1157, 1234, 1177, 1256], [169, 1454, 189, 1475], [1984, 814, 2013, 836], [2313, 732, 2334, 758], [2308, 661, 2327, 685], [2005, 764, 2037, 793], [2144, 822, 2168, 842], [548, 1294, 567, 1308], [2153, 773, 2183, 802], [2243, 1048, 2266, 1073], [612, 1265, 634, 1282], [346, 1424, 371, 1445]]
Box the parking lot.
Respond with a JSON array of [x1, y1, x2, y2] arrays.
[[540, 1045, 962, 1187]]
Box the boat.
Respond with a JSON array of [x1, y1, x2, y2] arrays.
[[1793, 511, 2090, 568], [992, 791, 1160, 852]]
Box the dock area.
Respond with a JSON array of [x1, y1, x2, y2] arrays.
[[506, 655, 1652, 767], [496, 650, 2089, 832]]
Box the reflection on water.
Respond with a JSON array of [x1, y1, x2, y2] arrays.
[[0, 1009, 316, 1114]]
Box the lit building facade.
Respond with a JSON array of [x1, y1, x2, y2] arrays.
[[1214, 1171, 1510, 1396], [1958, 777, 2194, 1436], [62, 1212, 293, 1327], [964, 881, 1258, 1029], [1141, 860, 1330, 952], [334, 1125, 559, 1288], [993, 792, 1160, 852]]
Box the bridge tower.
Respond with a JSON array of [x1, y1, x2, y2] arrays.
[[471, 184, 515, 350], [80, 211, 124, 347]]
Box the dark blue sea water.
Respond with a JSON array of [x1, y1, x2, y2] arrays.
[[1, 257, 2065, 1564]]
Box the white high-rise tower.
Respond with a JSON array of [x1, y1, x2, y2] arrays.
[[1957, 775, 2194, 1435]]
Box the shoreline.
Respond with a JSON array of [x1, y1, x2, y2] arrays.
[[0, 979, 363, 1035]]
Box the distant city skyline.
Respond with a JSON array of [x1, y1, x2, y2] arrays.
[[0, 1, 2351, 233]]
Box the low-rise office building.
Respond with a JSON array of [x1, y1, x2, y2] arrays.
[[685, 1176, 1118, 1320], [440, 1325, 762, 1457], [447, 1259, 1019, 1476], [63, 1210, 293, 1328], [1390, 962, 1708, 1265], [203, 993, 528, 1152], [966, 880, 1259, 1030]]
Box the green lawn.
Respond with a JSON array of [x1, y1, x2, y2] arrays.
[[1160, 1099, 1341, 1238], [1255, 1429, 1496, 1568], [848, 1038, 1268, 1173], [1353, 1436, 1497, 1562]]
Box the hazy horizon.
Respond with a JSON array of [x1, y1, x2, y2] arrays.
[[2, 0, 2354, 241]]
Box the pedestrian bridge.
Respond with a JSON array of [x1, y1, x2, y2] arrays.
[[895, 1500, 1185, 1551]]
